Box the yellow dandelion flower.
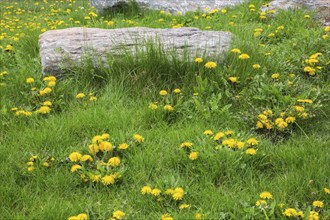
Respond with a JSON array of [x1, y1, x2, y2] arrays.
[[43, 101, 52, 106], [165, 188, 175, 195], [43, 76, 56, 82], [102, 175, 115, 185], [309, 211, 319, 220], [99, 141, 112, 151], [189, 151, 198, 160], [88, 144, 99, 154], [164, 105, 174, 111], [195, 213, 204, 220], [285, 116, 295, 123], [259, 191, 272, 199], [237, 141, 245, 149], [149, 103, 158, 110], [213, 132, 225, 141], [112, 210, 125, 220], [238, 53, 250, 59], [151, 188, 161, 196], [133, 134, 144, 143], [108, 157, 121, 167], [90, 174, 101, 182], [324, 26, 330, 32], [324, 188, 330, 194], [195, 57, 203, 63], [256, 200, 267, 206], [80, 155, 93, 162], [180, 142, 193, 148], [256, 121, 264, 129], [27, 166, 35, 172], [161, 214, 173, 220], [179, 203, 190, 209], [253, 64, 261, 69], [203, 130, 213, 135], [69, 152, 82, 162], [47, 81, 56, 87], [283, 208, 298, 217], [76, 93, 85, 99], [37, 106, 51, 114], [247, 138, 258, 145], [304, 15, 310, 19], [42, 162, 49, 167], [71, 164, 82, 172], [228, 77, 238, 83], [271, 73, 280, 79], [92, 135, 103, 144], [173, 88, 181, 94], [231, 48, 241, 54], [26, 77, 34, 84], [312, 201, 324, 208], [141, 186, 152, 194], [159, 90, 168, 96], [293, 105, 305, 112], [204, 61, 217, 69], [119, 143, 129, 150], [77, 213, 88, 220], [246, 148, 256, 155]]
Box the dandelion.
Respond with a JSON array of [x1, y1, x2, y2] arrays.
[[92, 135, 103, 144], [309, 211, 319, 220], [164, 105, 174, 111], [47, 81, 56, 87], [179, 203, 190, 209], [283, 208, 298, 217], [102, 175, 115, 185], [173, 88, 181, 94], [204, 61, 217, 69], [293, 106, 305, 112], [37, 106, 51, 114], [259, 191, 272, 199], [80, 155, 93, 162], [89, 144, 99, 154], [271, 73, 280, 79], [69, 152, 82, 162], [27, 166, 35, 172], [247, 138, 258, 145], [285, 116, 295, 123], [133, 134, 144, 143], [304, 66, 316, 75], [151, 188, 161, 196], [42, 162, 49, 167], [159, 90, 168, 96], [112, 210, 125, 219], [99, 141, 112, 151], [90, 174, 101, 182], [324, 26, 330, 32], [71, 164, 82, 172], [236, 141, 245, 149], [77, 214, 88, 220], [203, 130, 213, 135], [246, 148, 256, 155], [189, 152, 198, 160], [312, 200, 324, 208], [89, 96, 97, 101], [119, 143, 129, 150], [149, 103, 158, 110], [324, 187, 330, 194], [228, 77, 238, 83], [231, 48, 241, 54], [195, 213, 204, 220], [26, 77, 34, 84], [141, 186, 152, 194], [76, 93, 85, 99], [253, 64, 261, 69], [172, 187, 184, 200], [108, 157, 121, 167], [180, 142, 193, 148], [43, 101, 52, 106], [195, 57, 203, 63], [213, 132, 225, 141], [304, 15, 310, 19], [238, 54, 250, 59], [161, 214, 173, 220], [256, 200, 267, 207]]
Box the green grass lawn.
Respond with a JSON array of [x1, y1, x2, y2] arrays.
[[0, 0, 329, 219]]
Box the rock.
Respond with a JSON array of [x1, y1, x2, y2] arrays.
[[39, 27, 233, 76], [91, 0, 246, 14], [263, 0, 330, 25]]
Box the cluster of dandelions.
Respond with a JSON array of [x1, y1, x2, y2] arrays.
[[68, 133, 144, 186], [141, 185, 201, 219], [68, 210, 125, 220], [11, 76, 57, 117], [255, 100, 313, 132], [254, 191, 327, 219], [26, 154, 55, 172], [76, 92, 97, 103], [303, 52, 327, 76], [148, 89, 183, 113]]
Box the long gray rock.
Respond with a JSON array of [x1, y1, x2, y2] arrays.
[[91, 0, 246, 14], [263, 0, 330, 25], [39, 27, 233, 75]]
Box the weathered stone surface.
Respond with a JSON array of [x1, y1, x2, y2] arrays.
[[263, 0, 330, 25], [91, 0, 246, 14], [39, 27, 233, 75]]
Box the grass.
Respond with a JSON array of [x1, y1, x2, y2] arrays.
[[0, 0, 329, 219]]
